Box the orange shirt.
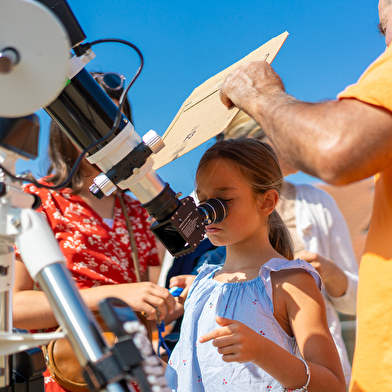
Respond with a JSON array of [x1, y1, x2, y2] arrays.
[[339, 45, 392, 392], [339, 45, 392, 111]]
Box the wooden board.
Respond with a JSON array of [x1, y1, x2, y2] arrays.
[[153, 31, 289, 169]]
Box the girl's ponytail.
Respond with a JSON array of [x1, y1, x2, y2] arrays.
[[268, 210, 293, 260]]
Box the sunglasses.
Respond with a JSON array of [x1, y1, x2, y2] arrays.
[[91, 72, 126, 94]]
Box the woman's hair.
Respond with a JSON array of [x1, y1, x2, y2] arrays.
[[196, 138, 293, 259], [47, 72, 133, 194], [47, 121, 86, 193]]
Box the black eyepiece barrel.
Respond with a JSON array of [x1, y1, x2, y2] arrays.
[[198, 198, 228, 225]]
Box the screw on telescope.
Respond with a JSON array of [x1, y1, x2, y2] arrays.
[[0, 47, 20, 74]]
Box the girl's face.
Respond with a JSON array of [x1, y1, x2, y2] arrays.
[[196, 159, 272, 248]]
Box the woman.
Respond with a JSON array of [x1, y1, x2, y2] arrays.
[[12, 72, 177, 392]]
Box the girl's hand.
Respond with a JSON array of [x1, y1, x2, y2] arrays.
[[199, 316, 261, 363]]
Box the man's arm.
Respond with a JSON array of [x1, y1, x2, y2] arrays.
[[220, 60, 392, 185]]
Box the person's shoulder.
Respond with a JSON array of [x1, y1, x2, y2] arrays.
[[273, 267, 314, 284], [22, 180, 51, 196], [273, 268, 325, 324], [122, 192, 143, 208], [122, 192, 150, 218], [22, 182, 39, 194], [292, 182, 336, 206], [196, 263, 222, 278], [22, 177, 74, 202], [122, 192, 137, 202], [263, 257, 322, 290], [272, 267, 322, 305], [293, 182, 328, 197]]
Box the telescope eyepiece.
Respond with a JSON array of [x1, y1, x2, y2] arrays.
[[198, 198, 228, 225]]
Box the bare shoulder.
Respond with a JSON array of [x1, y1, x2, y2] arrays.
[[271, 268, 318, 288], [271, 268, 323, 307], [271, 268, 325, 337]]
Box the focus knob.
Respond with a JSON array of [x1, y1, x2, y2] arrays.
[[142, 130, 165, 154]]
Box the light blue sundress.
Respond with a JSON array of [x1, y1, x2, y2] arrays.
[[165, 258, 321, 392]]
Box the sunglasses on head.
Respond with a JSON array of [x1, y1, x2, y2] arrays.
[[91, 72, 126, 94]]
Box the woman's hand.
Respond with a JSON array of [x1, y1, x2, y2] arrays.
[[101, 282, 176, 321], [199, 316, 261, 363], [295, 250, 348, 297], [13, 256, 175, 329]]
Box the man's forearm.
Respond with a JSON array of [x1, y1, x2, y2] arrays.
[[220, 60, 392, 185], [248, 95, 392, 184], [248, 95, 347, 182]]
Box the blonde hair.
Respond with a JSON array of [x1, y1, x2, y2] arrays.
[[196, 138, 293, 259]]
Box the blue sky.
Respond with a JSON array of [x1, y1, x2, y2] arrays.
[[17, 0, 386, 197]]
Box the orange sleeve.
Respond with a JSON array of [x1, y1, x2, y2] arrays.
[[338, 45, 392, 113]]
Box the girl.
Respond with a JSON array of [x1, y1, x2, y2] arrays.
[[165, 138, 346, 391]]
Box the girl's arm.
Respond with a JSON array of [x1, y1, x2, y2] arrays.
[[200, 270, 345, 391], [13, 256, 176, 330], [273, 269, 346, 391]]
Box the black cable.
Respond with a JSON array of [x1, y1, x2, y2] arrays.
[[0, 38, 144, 191]]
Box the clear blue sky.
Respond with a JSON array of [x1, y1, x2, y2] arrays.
[[17, 0, 386, 197]]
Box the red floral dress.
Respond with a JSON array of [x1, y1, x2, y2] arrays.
[[21, 182, 159, 392]]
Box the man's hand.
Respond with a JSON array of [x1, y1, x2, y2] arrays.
[[199, 316, 262, 363], [219, 60, 285, 113]]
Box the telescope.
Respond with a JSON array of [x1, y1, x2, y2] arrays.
[[0, 1, 229, 391], [0, 0, 228, 259]]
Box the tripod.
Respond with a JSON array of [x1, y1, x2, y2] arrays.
[[0, 148, 169, 392]]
